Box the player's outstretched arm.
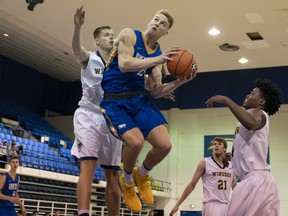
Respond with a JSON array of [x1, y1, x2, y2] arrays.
[[169, 159, 205, 216], [206, 95, 264, 130], [72, 5, 90, 68]]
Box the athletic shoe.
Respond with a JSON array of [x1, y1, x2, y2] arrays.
[[133, 167, 154, 205], [118, 173, 142, 212]]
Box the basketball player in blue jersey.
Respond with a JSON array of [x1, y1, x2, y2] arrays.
[[170, 137, 236, 216], [71, 6, 122, 216], [206, 79, 282, 216], [101, 9, 197, 212], [0, 155, 25, 216]]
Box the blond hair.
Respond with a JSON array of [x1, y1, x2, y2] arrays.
[[156, 9, 174, 29]]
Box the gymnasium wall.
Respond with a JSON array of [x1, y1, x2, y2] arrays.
[[0, 54, 287, 117], [1, 55, 288, 215], [147, 106, 288, 215], [0, 54, 81, 116]]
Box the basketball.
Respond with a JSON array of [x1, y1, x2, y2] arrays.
[[167, 49, 197, 78]]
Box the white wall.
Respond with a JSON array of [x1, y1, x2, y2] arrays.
[[47, 105, 288, 216]]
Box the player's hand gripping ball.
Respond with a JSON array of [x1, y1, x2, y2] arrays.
[[167, 49, 198, 78]]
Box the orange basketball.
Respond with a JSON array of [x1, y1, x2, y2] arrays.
[[167, 49, 197, 78]]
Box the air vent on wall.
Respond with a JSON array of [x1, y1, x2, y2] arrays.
[[218, 43, 240, 51]]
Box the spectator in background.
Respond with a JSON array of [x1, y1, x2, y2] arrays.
[[0, 140, 8, 168], [9, 140, 18, 157], [54, 209, 60, 216], [32, 210, 39, 216]]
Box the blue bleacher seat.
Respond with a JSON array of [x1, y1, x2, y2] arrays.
[[42, 160, 50, 171], [10, 135, 16, 141], [21, 138, 28, 144], [49, 161, 56, 172], [32, 146, 37, 152], [37, 146, 43, 152], [16, 137, 22, 143], [27, 156, 34, 168], [32, 141, 38, 147], [21, 156, 30, 167], [4, 134, 10, 140], [25, 145, 32, 154], [42, 144, 48, 150]]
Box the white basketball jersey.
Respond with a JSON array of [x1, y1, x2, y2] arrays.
[[78, 51, 105, 114], [232, 109, 270, 180], [202, 157, 234, 204]]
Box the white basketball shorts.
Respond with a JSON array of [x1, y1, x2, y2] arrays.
[[71, 107, 122, 169]]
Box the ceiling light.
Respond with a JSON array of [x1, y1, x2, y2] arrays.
[[3, 33, 9, 37], [208, 28, 220, 36], [238, 57, 248, 64]]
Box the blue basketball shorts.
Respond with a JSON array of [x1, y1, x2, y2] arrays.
[[100, 94, 167, 139]]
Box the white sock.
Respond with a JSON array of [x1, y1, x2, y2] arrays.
[[78, 209, 89, 215], [138, 163, 150, 177], [123, 169, 133, 185]]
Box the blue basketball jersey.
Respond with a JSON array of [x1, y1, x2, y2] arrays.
[[0, 173, 19, 208], [102, 30, 162, 92]]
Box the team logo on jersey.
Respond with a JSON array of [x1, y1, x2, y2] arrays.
[[212, 172, 232, 178], [9, 183, 18, 190], [94, 67, 104, 74]]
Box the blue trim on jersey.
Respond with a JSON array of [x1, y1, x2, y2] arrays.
[[101, 30, 162, 93], [96, 50, 106, 67]]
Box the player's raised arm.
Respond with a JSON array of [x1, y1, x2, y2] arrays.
[[72, 6, 90, 68], [117, 29, 177, 72]]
